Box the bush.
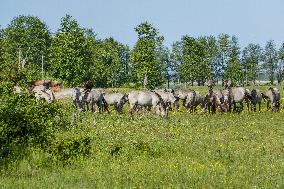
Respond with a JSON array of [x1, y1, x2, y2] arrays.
[[0, 82, 63, 165], [47, 131, 93, 164]]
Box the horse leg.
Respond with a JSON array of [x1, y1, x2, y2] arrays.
[[129, 104, 136, 118], [212, 102, 216, 114], [207, 102, 210, 114], [105, 104, 110, 114], [194, 104, 198, 112], [146, 105, 152, 117], [233, 102, 236, 112], [229, 103, 232, 112]]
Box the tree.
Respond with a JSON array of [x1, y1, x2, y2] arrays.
[[277, 43, 284, 84], [215, 34, 230, 83], [224, 36, 243, 84], [1, 15, 51, 81], [0, 27, 4, 82], [89, 37, 130, 87], [242, 43, 263, 85], [170, 41, 183, 83], [156, 45, 171, 88], [0, 26, 3, 64], [180, 36, 196, 85], [49, 15, 91, 86], [206, 36, 218, 80], [130, 22, 165, 89], [263, 40, 278, 85], [195, 37, 214, 85], [179, 36, 214, 86]]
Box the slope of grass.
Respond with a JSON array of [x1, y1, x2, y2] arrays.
[[1, 110, 284, 188], [1, 86, 284, 188]]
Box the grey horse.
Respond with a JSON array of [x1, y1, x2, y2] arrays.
[[246, 89, 263, 112], [103, 92, 128, 113], [175, 90, 195, 109], [222, 87, 248, 113], [72, 88, 105, 113], [262, 87, 280, 112], [53, 88, 75, 100], [185, 90, 203, 113], [202, 90, 224, 113], [72, 88, 84, 111], [154, 90, 179, 111], [83, 89, 106, 113], [32, 85, 55, 103], [128, 91, 167, 118]]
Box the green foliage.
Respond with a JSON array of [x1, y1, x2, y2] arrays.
[[156, 45, 171, 86], [263, 40, 278, 84], [215, 34, 230, 81], [277, 43, 284, 84], [89, 37, 130, 87], [1, 99, 284, 188], [180, 36, 198, 83], [131, 22, 165, 89], [242, 43, 263, 85], [224, 36, 243, 84], [48, 131, 93, 164], [170, 41, 183, 82], [49, 15, 91, 86], [1, 15, 51, 82], [179, 36, 214, 85], [174, 34, 245, 85], [0, 27, 4, 66], [0, 83, 63, 165]]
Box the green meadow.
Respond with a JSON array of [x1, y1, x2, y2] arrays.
[[1, 86, 284, 188]]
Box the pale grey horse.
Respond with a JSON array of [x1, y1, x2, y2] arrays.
[[82, 89, 106, 113], [103, 92, 128, 113], [175, 90, 196, 110], [32, 85, 55, 103], [71, 88, 82, 111], [222, 87, 248, 112], [154, 90, 179, 111], [128, 91, 167, 118], [262, 87, 280, 112], [246, 89, 263, 112], [201, 90, 224, 113], [185, 90, 203, 113], [53, 88, 75, 100]]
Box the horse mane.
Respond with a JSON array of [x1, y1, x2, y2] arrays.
[[151, 91, 165, 106]]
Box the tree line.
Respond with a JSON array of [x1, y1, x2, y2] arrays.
[[1, 15, 284, 89]]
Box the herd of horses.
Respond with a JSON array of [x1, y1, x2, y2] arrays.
[[13, 80, 282, 118]]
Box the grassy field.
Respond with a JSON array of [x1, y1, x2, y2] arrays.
[[1, 86, 284, 188]]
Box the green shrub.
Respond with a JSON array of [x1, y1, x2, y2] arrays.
[[0, 82, 64, 165], [47, 132, 93, 164]]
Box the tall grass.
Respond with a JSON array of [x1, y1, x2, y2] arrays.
[[1, 86, 284, 188]]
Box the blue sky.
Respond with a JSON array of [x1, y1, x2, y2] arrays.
[[1, 0, 284, 49]]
